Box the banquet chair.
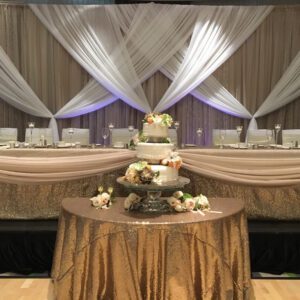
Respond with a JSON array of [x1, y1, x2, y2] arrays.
[[168, 129, 178, 145], [212, 129, 239, 146], [247, 129, 275, 145], [62, 128, 90, 145], [282, 129, 300, 146], [0, 128, 18, 143], [25, 128, 53, 144], [111, 128, 138, 146]]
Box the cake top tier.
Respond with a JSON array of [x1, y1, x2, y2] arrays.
[[143, 113, 173, 128]]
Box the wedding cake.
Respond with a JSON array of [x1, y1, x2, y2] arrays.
[[125, 113, 182, 184]]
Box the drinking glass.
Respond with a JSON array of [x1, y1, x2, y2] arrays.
[[266, 130, 273, 147], [196, 128, 203, 146], [128, 125, 135, 141], [219, 130, 226, 149], [28, 122, 35, 145], [236, 126, 243, 148], [102, 128, 110, 147], [274, 124, 281, 147], [68, 128, 74, 146], [108, 123, 114, 146]]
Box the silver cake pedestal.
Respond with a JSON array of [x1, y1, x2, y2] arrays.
[[117, 176, 190, 213]]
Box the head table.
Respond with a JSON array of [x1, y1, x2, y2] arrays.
[[0, 147, 300, 220], [52, 197, 253, 300]]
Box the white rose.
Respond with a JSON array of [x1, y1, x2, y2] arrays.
[[161, 159, 168, 166], [124, 197, 132, 210], [90, 195, 102, 207], [173, 191, 183, 199], [167, 197, 180, 207], [99, 192, 110, 204], [154, 116, 162, 124], [194, 194, 210, 209], [174, 204, 184, 212], [124, 193, 141, 210], [128, 193, 141, 203], [184, 198, 195, 211]]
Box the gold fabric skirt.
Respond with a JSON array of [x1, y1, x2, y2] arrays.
[[52, 197, 253, 300], [1, 167, 299, 220]]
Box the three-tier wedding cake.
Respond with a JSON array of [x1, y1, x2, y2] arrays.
[[125, 113, 182, 184]]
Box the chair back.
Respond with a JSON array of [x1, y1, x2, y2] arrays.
[[282, 129, 300, 146], [0, 128, 18, 143], [25, 128, 53, 144], [62, 128, 90, 145], [212, 129, 239, 145], [111, 128, 138, 145], [247, 129, 274, 145]]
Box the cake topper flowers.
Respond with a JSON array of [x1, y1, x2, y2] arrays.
[[143, 113, 173, 127], [90, 186, 114, 209]]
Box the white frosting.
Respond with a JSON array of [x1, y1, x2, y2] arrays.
[[143, 123, 168, 138], [136, 143, 174, 163], [150, 165, 178, 182]]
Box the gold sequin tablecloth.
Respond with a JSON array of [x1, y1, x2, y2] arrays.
[[52, 197, 253, 300]]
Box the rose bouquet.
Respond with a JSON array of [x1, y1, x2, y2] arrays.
[[167, 191, 210, 213], [90, 186, 114, 209]]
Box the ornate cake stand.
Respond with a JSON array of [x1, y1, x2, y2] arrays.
[[117, 176, 190, 213]]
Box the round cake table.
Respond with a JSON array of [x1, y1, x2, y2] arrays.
[[52, 197, 253, 300]]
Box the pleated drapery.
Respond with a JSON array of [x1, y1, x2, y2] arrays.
[[0, 5, 299, 144]]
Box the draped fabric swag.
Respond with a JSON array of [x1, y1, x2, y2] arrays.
[[29, 4, 271, 131], [1, 149, 300, 186]]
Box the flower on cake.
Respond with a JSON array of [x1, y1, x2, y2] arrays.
[[124, 161, 159, 184], [129, 131, 149, 149], [166, 191, 210, 213], [90, 186, 114, 209], [124, 193, 142, 210], [161, 152, 182, 170], [143, 113, 173, 127]]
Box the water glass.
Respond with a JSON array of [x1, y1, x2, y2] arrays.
[[196, 128, 203, 145], [102, 128, 110, 147], [236, 126, 243, 148], [274, 124, 281, 146]]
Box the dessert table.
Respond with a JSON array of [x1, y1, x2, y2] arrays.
[[52, 197, 253, 300]]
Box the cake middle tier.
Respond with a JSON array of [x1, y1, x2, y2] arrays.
[[150, 165, 178, 182], [136, 142, 174, 163]]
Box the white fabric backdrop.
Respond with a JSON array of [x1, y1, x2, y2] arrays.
[[249, 51, 300, 129], [155, 6, 273, 112], [43, 4, 266, 121], [0, 47, 59, 141], [6, 4, 299, 144]]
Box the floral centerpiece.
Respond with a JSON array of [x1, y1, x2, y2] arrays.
[[143, 112, 173, 127], [167, 191, 210, 212], [124, 161, 159, 184], [124, 191, 210, 213], [90, 186, 114, 209]]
